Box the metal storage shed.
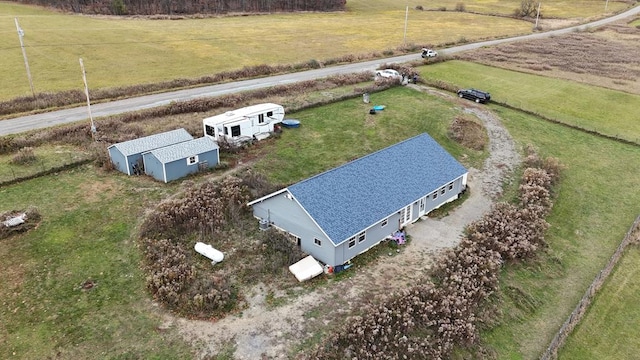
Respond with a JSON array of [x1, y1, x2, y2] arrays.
[[142, 137, 220, 183], [108, 128, 193, 176]]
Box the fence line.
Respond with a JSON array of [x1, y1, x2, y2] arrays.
[[0, 159, 92, 188], [540, 214, 640, 360]]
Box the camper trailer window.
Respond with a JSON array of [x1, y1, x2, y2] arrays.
[[205, 125, 215, 136], [258, 114, 265, 124], [230, 125, 241, 137], [267, 111, 273, 117]]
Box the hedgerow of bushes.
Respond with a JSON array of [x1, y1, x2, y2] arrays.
[[306, 148, 563, 359], [139, 172, 305, 317]]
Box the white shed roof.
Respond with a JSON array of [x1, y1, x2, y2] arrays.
[[147, 137, 219, 164], [109, 128, 193, 156]]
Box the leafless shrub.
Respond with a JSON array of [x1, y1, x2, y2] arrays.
[[259, 229, 307, 276], [448, 116, 487, 151], [415, 5, 423, 10], [9, 147, 36, 165], [88, 142, 113, 170]]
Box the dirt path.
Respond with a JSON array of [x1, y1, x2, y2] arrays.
[[163, 86, 521, 359]]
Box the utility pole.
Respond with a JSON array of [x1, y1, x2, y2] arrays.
[[605, 0, 609, 12], [403, 5, 409, 46], [535, 2, 541, 29], [15, 18, 35, 98], [79, 58, 97, 140]]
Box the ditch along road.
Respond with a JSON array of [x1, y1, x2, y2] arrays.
[[1, 5, 639, 137]]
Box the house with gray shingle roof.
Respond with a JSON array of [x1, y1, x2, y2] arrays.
[[142, 137, 219, 183], [108, 128, 193, 176], [248, 133, 468, 267]]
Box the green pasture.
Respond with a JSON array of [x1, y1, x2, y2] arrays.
[[254, 86, 486, 184], [2, 56, 640, 358], [419, 60, 640, 143], [477, 105, 640, 359], [1, 0, 627, 100], [0, 168, 188, 359], [0, 144, 91, 183], [560, 246, 640, 360]]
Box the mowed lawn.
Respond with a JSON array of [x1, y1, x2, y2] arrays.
[[482, 105, 640, 359], [419, 60, 640, 359], [419, 60, 640, 143], [0, 0, 626, 100], [559, 246, 640, 360]]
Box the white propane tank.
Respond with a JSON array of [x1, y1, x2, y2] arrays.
[[194, 242, 224, 265]]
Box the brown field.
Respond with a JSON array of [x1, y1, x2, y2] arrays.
[[457, 20, 640, 94]]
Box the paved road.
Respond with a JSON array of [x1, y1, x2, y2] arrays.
[[1, 5, 638, 136]]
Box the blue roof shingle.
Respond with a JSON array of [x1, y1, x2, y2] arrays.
[[287, 133, 467, 246]]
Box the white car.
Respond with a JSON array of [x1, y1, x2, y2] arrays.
[[421, 48, 438, 58], [375, 69, 402, 80]]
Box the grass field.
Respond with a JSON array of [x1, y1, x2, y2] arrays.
[[480, 105, 640, 359], [416, 58, 640, 358], [0, 167, 190, 359], [2, 70, 639, 358], [1, 0, 627, 100], [559, 246, 640, 360], [419, 61, 640, 143], [2, 1, 640, 358]]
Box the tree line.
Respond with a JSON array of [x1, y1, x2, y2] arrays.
[[12, 0, 346, 15]]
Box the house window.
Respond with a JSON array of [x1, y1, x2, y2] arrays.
[[230, 125, 241, 137], [187, 155, 198, 165], [448, 182, 454, 191], [433, 192, 438, 200], [258, 114, 265, 124], [440, 187, 446, 195], [358, 231, 366, 243], [314, 238, 322, 247], [348, 237, 356, 248], [381, 219, 388, 227]]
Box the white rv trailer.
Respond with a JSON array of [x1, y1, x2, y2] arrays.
[[202, 103, 285, 145]]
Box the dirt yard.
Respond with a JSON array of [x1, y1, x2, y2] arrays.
[[159, 85, 521, 359]]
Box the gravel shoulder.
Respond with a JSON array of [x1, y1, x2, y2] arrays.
[[164, 85, 522, 359]]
